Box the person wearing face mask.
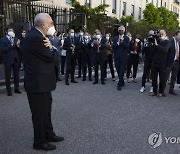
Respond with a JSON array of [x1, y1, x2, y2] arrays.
[[104, 33, 115, 81], [164, 31, 180, 95], [91, 31, 107, 85], [81, 32, 92, 81], [126, 35, 142, 83], [76, 30, 84, 78], [112, 25, 130, 90], [150, 29, 171, 97], [60, 33, 67, 75], [21, 13, 64, 151], [0, 27, 21, 96], [63, 29, 79, 85]]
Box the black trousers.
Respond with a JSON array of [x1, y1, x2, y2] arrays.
[[82, 55, 92, 80], [151, 64, 166, 94], [27, 92, 55, 146], [65, 54, 76, 82], [94, 55, 105, 82], [141, 61, 152, 87], [55, 56, 61, 77], [61, 56, 66, 75], [77, 52, 82, 77], [126, 55, 138, 79], [164, 61, 179, 91], [4, 60, 20, 93], [104, 54, 115, 78]]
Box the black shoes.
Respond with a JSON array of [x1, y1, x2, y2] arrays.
[[65, 81, 69, 85], [15, 89, 22, 94], [101, 81, 105, 85], [89, 78, 92, 81], [7, 92, 12, 96], [33, 143, 56, 151], [47, 135, 64, 142], [93, 81, 98, 85], [71, 80, 78, 83], [169, 90, 177, 96], [82, 78, 86, 81], [117, 85, 121, 91], [76, 76, 81, 78]]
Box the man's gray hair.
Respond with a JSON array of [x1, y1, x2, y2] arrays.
[[34, 13, 50, 27]]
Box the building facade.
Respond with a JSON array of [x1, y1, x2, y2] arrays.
[[38, 0, 180, 23]]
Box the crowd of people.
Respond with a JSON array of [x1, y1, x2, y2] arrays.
[[0, 12, 180, 151], [0, 23, 180, 96]]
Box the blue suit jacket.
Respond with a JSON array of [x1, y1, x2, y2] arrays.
[[112, 35, 130, 60], [0, 36, 20, 65]]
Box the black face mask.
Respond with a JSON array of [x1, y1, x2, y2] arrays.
[[118, 30, 124, 35]]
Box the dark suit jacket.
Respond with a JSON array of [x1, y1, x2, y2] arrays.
[[63, 36, 80, 57], [112, 35, 130, 60], [166, 38, 180, 67], [81, 41, 92, 60], [0, 36, 20, 65], [21, 27, 57, 93], [91, 38, 107, 63]]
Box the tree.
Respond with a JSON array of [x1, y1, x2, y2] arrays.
[[69, 0, 119, 34], [142, 3, 179, 31], [120, 15, 135, 26]]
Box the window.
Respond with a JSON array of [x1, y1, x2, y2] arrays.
[[131, 5, 134, 16], [161, 0, 163, 6], [139, 7, 141, 19], [101, 0, 105, 4], [165, 2, 167, 7], [112, 0, 116, 14], [146, 0, 148, 3], [85, 0, 90, 7], [66, 0, 71, 4], [156, 0, 158, 7], [122, 2, 126, 16]]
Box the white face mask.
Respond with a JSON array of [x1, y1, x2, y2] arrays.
[[84, 35, 89, 39], [8, 31, 15, 38], [79, 32, 84, 36], [70, 33, 74, 38], [96, 35, 101, 39], [135, 38, 140, 43], [160, 36, 165, 40], [106, 37, 110, 40], [47, 26, 56, 36]]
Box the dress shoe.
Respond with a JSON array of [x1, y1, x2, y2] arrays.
[[15, 89, 22, 94], [82, 78, 86, 81], [71, 80, 78, 83], [33, 143, 56, 151], [89, 78, 92, 81], [7, 92, 12, 96], [133, 79, 137, 83], [169, 90, 177, 96], [149, 92, 157, 96], [93, 81, 98, 84], [76, 76, 81, 78], [158, 93, 166, 97], [65, 82, 69, 85], [47, 135, 64, 142], [117, 85, 121, 91], [112, 78, 116, 81], [101, 81, 105, 85], [57, 77, 62, 81]]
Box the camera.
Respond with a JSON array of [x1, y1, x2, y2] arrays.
[[147, 30, 160, 44]]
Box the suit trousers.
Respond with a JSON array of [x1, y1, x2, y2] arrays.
[[77, 52, 82, 77], [61, 56, 66, 75], [65, 54, 76, 82], [141, 61, 152, 87], [164, 61, 179, 91], [104, 54, 115, 78], [94, 54, 105, 82], [4, 59, 20, 93], [114, 59, 127, 86], [126, 55, 139, 79], [82, 55, 92, 80], [151, 64, 166, 94], [27, 92, 55, 146]]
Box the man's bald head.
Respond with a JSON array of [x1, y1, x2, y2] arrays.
[[34, 13, 52, 27]]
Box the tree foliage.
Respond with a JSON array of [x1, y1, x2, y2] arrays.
[[142, 3, 179, 31]]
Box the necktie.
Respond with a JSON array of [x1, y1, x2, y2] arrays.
[[175, 42, 179, 60], [71, 38, 74, 44]]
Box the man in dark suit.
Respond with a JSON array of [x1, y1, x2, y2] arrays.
[[91, 31, 107, 85], [164, 31, 180, 95], [63, 29, 79, 85], [0, 27, 21, 96], [112, 26, 130, 90], [21, 13, 64, 151]]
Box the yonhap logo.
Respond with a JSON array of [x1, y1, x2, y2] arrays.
[[148, 132, 163, 148]]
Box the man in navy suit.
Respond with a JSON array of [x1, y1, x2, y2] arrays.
[[164, 31, 180, 95], [0, 27, 21, 96], [63, 29, 79, 85], [112, 26, 130, 90], [21, 13, 64, 151], [91, 31, 107, 85]]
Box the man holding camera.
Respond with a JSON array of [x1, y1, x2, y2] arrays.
[[112, 26, 130, 90], [150, 30, 170, 97]]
